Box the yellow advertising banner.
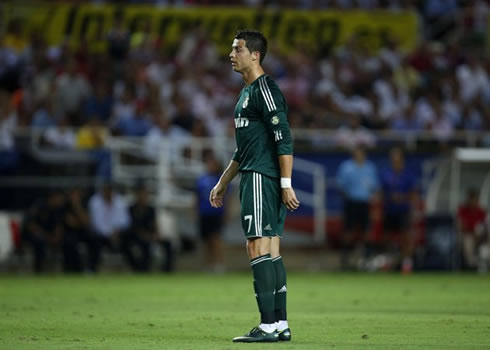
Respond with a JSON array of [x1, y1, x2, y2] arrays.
[[1, 4, 418, 55]]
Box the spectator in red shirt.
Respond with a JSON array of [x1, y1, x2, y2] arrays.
[[457, 189, 486, 269]]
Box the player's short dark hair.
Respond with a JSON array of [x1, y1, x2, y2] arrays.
[[235, 29, 267, 64]]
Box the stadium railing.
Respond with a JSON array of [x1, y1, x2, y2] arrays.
[[2, 128, 490, 243]]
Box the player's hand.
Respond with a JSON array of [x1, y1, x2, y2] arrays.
[[209, 183, 226, 208], [282, 188, 300, 211]]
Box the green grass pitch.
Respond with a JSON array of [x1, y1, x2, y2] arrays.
[[1, 272, 489, 349]]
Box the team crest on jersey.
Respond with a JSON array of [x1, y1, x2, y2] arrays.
[[242, 96, 249, 109], [271, 116, 279, 125]]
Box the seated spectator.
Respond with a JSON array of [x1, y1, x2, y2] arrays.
[[456, 55, 489, 105], [61, 188, 99, 273], [31, 99, 57, 129], [329, 83, 374, 123], [43, 117, 76, 149], [111, 84, 137, 127], [143, 111, 189, 161], [334, 115, 376, 150], [121, 183, 174, 272], [20, 190, 65, 273], [172, 95, 196, 133], [457, 189, 486, 269], [76, 117, 108, 150], [455, 104, 484, 131], [83, 81, 113, 123], [391, 104, 423, 131], [76, 117, 111, 179], [55, 57, 91, 126], [88, 182, 130, 272], [427, 99, 454, 142], [113, 103, 152, 136]]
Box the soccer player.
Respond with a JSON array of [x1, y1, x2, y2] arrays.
[[209, 29, 299, 343]]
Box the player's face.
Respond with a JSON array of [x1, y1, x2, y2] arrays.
[[229, 39, 255, 73]]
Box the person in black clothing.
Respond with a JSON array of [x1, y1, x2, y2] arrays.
[[61, 188, 99, 273], [106, 11, 130, 62], [21, 190, 65, 273], [121, 184, 174, 272]]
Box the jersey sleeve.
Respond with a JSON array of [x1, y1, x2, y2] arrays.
[[255, 77, 293, 155], [231, 147, 240, 162]]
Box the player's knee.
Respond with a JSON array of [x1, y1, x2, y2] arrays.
[[246, 238, 271, 259], [270, 237, 281, 258]]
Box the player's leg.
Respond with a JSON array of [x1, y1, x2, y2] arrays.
[[247, 237, 275, 330], [271, 236, 291, 341], [270, 200, 290, 341], [233, 172, 278, 343]]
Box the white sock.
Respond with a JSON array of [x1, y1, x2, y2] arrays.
[[259, 323, 276, 333], [276, 320, 289, 332]]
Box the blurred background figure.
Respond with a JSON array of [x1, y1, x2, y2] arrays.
[[106, 9, 130, 76], [43, 116, 76, 149], [61, 187, 99, 273], [336, 146, 379, 270], [334, 115, 376, 150], [88, 182, 130, 272], [20, 190, 65, 273], [195, 151, 226, 273], [76, 117, 112, 179], [55, 58, 91, 126], [457, 188, 486, 270], [0, 0, 489, 274], [0, 90, 19, 173], [121, 182, 175, 273], [379, 147, 417, 274]]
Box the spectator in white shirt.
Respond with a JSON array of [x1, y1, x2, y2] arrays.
[[43, 117, 76, 149], [88, 183, 130, 271], [143, 110, 189, 162], [457, 56, 489, 104], [55, 58, 91, 125], [334, 115, 376, 150]]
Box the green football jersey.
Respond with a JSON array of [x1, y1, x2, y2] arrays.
[[232, 74, 293, 178]]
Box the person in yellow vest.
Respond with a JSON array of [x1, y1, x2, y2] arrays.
[[2, 19, 28, 54], [76, 117, 108, 150], [76, 117, 111, 179]]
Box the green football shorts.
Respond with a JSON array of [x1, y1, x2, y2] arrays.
[[239, 171, 287, 239]]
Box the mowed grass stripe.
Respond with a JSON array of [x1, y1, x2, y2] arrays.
[[1, 273, 489, 349]]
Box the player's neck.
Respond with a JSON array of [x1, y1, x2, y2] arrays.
[[242, 66, 265, 86]]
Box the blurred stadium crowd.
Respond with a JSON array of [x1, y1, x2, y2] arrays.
[[0, 0, 489, 273], [0, 1, 489, 158]]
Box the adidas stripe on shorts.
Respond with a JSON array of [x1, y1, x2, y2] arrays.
[[239, 171, 286, 238]]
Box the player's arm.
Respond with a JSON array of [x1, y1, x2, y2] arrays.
[[279, 154, 300, 211], [209, 157, 239, 208], [257, 79, 299, 211]]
